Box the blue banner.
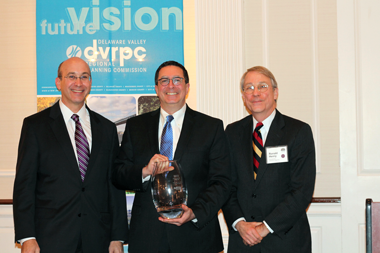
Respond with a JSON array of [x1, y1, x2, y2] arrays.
[[36, 0, 184, 95]]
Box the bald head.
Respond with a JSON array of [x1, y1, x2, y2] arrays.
[[57, 57, 91, 79]]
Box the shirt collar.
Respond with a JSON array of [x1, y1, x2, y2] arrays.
[[253, 109, 276, 132], [160, 104, 187, 126], [59, 99, 88, 123]]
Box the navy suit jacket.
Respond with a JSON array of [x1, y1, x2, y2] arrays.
[[222, 110, 316, 253], [13, 102, 129, 253], [113, 106, 231, 253]]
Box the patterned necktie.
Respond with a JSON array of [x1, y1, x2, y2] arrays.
[[160, 115, 174, 160], [253, 122, 264, 180], [71, 114, 90, 182]]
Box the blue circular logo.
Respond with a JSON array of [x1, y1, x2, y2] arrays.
[[66, 45, 82, 58]]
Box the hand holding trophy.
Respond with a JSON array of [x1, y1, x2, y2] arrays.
[[151, 160, 188, 219]]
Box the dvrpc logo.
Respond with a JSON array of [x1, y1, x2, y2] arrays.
[[66, 45, 82, 58]]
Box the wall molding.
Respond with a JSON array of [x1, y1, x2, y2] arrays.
[[0, 170, 15, 177], [307, 202, 342, 216], [310, 226, 322, 253], [195, 0, 245, 126], [261, 0, 269, 66], [310, 0, 322, 174], [354, 0, 380, 176]]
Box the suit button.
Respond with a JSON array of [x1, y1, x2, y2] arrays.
[[252, 194, 257, 198], [251, 216, 255, 220], [82, 188, 85, 192], [78, 213, 81, 217]]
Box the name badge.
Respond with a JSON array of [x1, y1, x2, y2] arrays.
[[266, 146, 288, 164]]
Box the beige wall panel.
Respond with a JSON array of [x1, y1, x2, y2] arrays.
[[0, 1, 36, 198], [243, 0, 340, 197], [314, 0, 340, 196], [183, 0, 197, 109]]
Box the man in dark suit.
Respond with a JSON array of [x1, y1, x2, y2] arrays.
[[222, 66, 316, 253], [112, 61, 231, 253], [13, 57, 128, 253]]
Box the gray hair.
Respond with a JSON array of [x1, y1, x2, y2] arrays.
[[240, 66, 278, 92]]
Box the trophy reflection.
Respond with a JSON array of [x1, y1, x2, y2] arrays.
[[151, 160, 188, 219]]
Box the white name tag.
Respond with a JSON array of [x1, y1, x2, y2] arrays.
[[266, 145, 288, 164]]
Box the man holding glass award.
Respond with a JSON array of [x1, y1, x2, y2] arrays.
[[112, 61, 231, 253]]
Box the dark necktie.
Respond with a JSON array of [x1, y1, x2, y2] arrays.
[[160, 115, 174, 160], [71, 114, 90, 182], [253, 122, 264, 180]]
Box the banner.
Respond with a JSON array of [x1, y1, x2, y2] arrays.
[[37, 0, 184, 96]]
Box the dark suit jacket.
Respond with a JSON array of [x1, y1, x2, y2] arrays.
[[222, 110, 316, 253], [13, 102, 128, 253], [112, 106, 231, 253]]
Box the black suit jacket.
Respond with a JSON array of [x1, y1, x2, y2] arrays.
[[13, 102, 128, 253], [222, 110, 316, 253], [112, 106, 231, 253]]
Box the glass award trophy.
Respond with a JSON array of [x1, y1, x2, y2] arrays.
[[151, 160, 188, 219]]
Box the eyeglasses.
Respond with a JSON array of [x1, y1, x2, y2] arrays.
[[63, 74, 92, 83], [158, 77, 184, 86], [243, 83, 269, 94]]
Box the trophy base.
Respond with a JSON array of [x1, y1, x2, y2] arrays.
[[157, 205, 184, 219]]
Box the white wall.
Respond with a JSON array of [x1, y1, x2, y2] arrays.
[[337, 0, 380, 252], [0, 205, 21, 252], [1, 204, 342, 253]]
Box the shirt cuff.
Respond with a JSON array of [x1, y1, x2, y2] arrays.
[[232, 217, 246, 231], [20, 237, 35, 245], [142, 174, 151, 182], [263, 220, 274, 233]]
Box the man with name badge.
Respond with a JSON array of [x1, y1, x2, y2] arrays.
[[13, 57, 128, 253], [112, 60, 231, 253], [222, 66, 316, 253]]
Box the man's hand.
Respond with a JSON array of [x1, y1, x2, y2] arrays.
[[108, 241, 123, 253], [21, 239, 40, 253], [142, 154, 173, 178], [235, 221, 263, 246], [255, 223, 270, 238], [158, 204, 195, 226]]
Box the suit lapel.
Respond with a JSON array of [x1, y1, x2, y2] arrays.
[[239, 115, 256, 183], [173, 106, 195, 163], [85, 107, 102, 182], [254, 109, 285, 188], [49, 103, 81, 177], [148, 109, 160, 155]]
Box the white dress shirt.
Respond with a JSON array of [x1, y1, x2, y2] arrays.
[[59, 100, 92, 156], [158, 104, 186, 155]]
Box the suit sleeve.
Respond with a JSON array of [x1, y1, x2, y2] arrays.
[[221, 124, 245, 232], [112, 121, 147, 192], [108, 125, 129, 242], [13, 118, 39, 242], [190, 120, 232, 228], [264, 123, 316, 238]]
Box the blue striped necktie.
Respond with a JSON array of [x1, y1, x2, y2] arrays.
[[160, 115, 174, 160], [71, 114, 90, 182]]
